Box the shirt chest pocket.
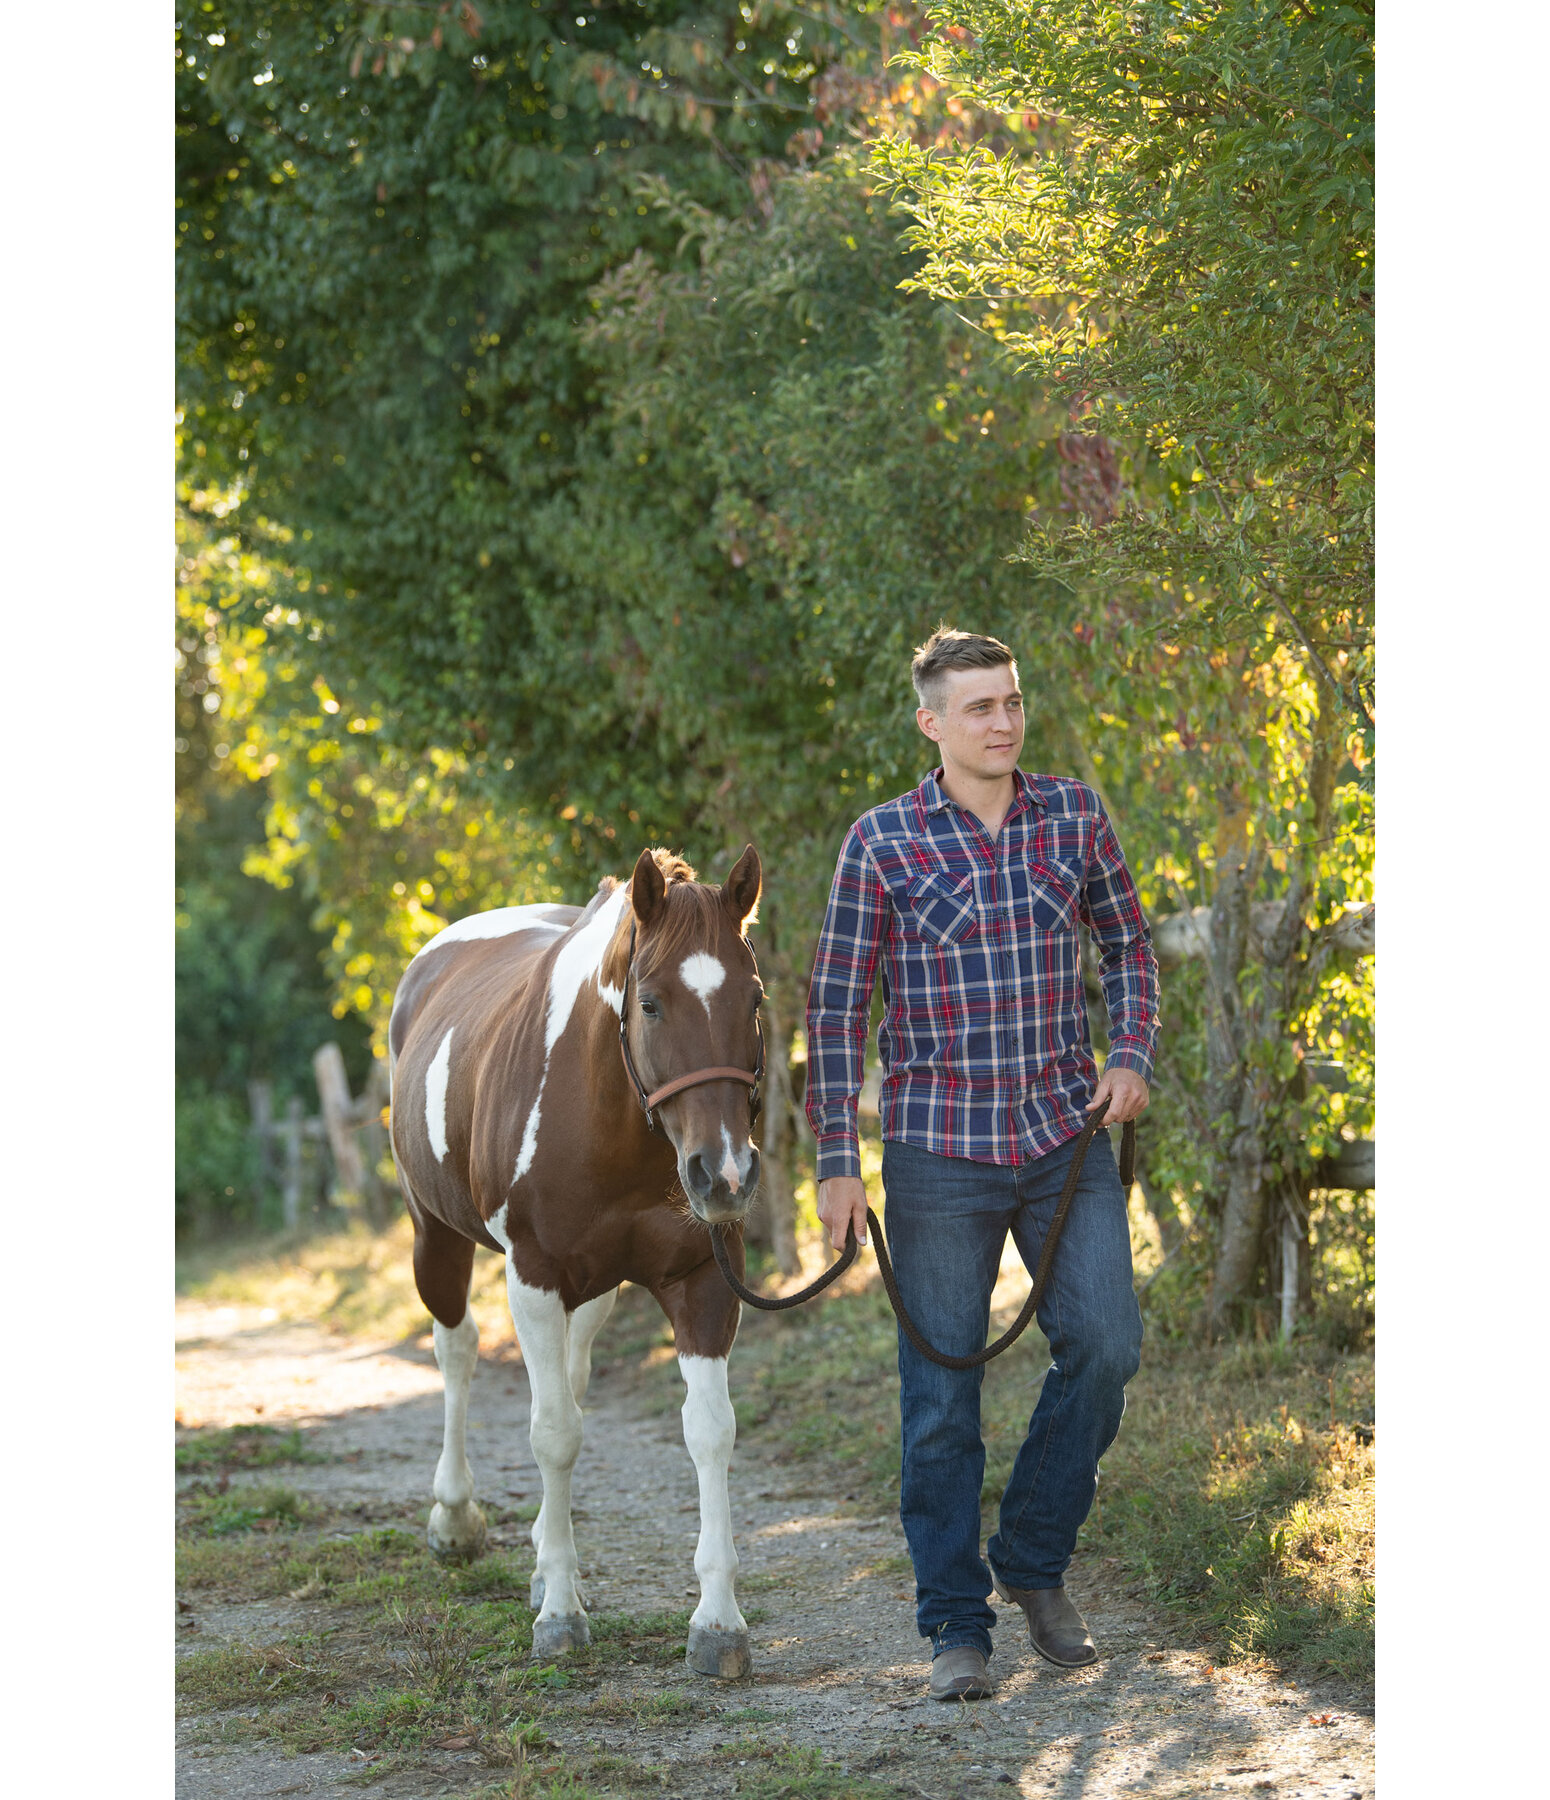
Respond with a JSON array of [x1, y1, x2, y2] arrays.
[[904, 870, 980, 946], [1025, 858, 1082, 934]]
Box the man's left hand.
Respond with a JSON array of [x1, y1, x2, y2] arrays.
[[1086, 1065, 1150, 1126]]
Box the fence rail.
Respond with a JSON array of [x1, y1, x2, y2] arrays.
[[247, 1045, 394, 1226]]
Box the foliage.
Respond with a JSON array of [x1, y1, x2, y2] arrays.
[[867, 1, 1375, 1325], [869, 0, 1374, 729], [177, 497, 375, 1228]]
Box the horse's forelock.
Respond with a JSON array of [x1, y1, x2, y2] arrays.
[[638, 879, 749, 976]]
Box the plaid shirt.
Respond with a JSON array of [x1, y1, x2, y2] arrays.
[[804, 768, 1159, 1180]]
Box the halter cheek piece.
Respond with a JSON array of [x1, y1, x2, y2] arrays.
[[617, 918, 765, 1138]]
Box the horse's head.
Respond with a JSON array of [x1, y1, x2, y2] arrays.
[[619, 845, 765, 1226]]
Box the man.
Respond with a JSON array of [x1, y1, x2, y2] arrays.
[[804, 628, 1158, 1702]]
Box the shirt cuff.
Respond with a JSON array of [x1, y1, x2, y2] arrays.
[[815, 1133, 863, 1183], [1103, 1040, 1155, 1085]]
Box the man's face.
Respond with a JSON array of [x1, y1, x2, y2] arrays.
[[917, 663, 1025, 781]]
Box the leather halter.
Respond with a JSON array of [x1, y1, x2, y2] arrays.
[[617, 917, 764, 1137]]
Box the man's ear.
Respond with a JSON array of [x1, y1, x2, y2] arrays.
[[916, 706, 943, 742], [720, 845, 762, 930], [631, 848, 667, 927]]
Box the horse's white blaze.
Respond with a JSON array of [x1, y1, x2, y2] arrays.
[[425, 1029, 455, 1162], [678, 1354, 746, 1635], [505, 1268, 588, 1624], [507, 885, 630, 1190], [719, 1123, 742, 1194], [411, 903, 568, 962], [679, 952, 726, 1015]]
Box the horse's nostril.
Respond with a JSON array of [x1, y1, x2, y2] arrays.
[[684, 1152, 712, 1198]]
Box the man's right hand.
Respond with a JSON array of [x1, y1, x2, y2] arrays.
[[817, 1176, 869, 1253]]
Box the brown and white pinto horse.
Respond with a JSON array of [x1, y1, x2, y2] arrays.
[[388, 845, 764, 1677]]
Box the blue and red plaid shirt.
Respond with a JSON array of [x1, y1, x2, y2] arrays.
[[804, 768, 1160, 1179]]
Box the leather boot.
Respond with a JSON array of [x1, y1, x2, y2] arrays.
[[928, 1645, 995, 1701], [992, 1577, 1097, 1667]]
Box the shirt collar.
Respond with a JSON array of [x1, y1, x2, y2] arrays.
[[918, 767, 1046, 818]]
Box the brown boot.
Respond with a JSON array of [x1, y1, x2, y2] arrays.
[[992, 1577, 1097, 1668], [928, 1645, 995, 1701]]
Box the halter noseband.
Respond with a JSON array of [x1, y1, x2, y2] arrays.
[[617, 917, 765, 1138]]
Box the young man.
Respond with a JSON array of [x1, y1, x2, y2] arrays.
[[804, 628, 1159, 1701]]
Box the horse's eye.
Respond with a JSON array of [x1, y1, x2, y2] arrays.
[[639, 996, 661, 1019]]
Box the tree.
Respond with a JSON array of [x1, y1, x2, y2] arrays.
[[867, 0, 1374, 1330]]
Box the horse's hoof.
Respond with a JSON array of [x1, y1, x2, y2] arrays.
[[427, 1502, 487, 1563], [529, 1572, 545, 1610], [686, 1625, 752, 1680], [531, 1613, 590, 1660]]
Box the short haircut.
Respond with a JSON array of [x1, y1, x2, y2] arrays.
[[910, 627, 1018, 713]]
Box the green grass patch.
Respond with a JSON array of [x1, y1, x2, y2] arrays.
[[179, 1482, 318, 1537], [176, 1424, 332, 1472], [177, 1635, 341, 1709], [709, 1740, 894, 1799], [177, 1524, 535, 1611], [577, 1684, 708, 1726]]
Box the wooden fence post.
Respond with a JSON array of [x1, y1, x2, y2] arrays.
[[248, 1072, 275, 1216], [282, 1095, 304, 1230], [313, 1042, 367, 1208]]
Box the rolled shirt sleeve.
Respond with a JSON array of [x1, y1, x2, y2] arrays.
[[1080, 801, 1161, 1083], [804, 826, 889, 1182]]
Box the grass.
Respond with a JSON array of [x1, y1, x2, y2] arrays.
[[176, 1423, 333, 1471], [179, 1481, 319, 1537]]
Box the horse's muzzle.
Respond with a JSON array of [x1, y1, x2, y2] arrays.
[[682, 1146, 761, 1224]]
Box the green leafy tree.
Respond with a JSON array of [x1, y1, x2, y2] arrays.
[[867, 0, 1374, 1330]]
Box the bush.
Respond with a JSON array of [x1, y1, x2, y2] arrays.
[[175, 1084, 266, 1236]]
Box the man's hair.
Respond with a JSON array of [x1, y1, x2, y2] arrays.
[[910, 627, 1018, 713]]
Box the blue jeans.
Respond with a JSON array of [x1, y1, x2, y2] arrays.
[[880, 1132, 1142, 1661]]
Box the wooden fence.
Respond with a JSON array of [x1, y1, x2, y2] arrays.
[[247, 1044, 395, 1227]]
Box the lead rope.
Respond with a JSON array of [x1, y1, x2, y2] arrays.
[[709, 1103, 1136, 1370]]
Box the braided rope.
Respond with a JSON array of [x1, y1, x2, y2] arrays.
[[710, 1104, 1137, 1369]]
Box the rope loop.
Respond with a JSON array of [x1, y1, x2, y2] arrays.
[[710, 1104, 1137, 1369]]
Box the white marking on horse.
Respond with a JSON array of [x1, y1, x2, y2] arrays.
[[510, 886, 629, 1188], [512, 1101, 543, 1184], [679, 952, 726, 1016], [505, 1267, 587, 1627], [719, 1123, 742, 1194], [411, 902, 569, 962], [678, 1354, 747, 1635], [547, 886, 629, 1052], [425, 1029, 455, 1162]]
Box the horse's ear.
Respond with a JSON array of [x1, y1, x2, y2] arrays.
[[721, 845, 762, 930], [631, 848, 667, 927]]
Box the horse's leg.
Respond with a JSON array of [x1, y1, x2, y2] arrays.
[[411, 1209, 486, 1561], [657, 1258, 750, 1679], [527, 1285, 618, 1612], [507, 1267, 591, 1658]]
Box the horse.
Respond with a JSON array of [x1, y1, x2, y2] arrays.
[[386, 844, 766, 1678]]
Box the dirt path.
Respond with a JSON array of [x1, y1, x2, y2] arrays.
[[176, 1297, 1374, 1800]]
